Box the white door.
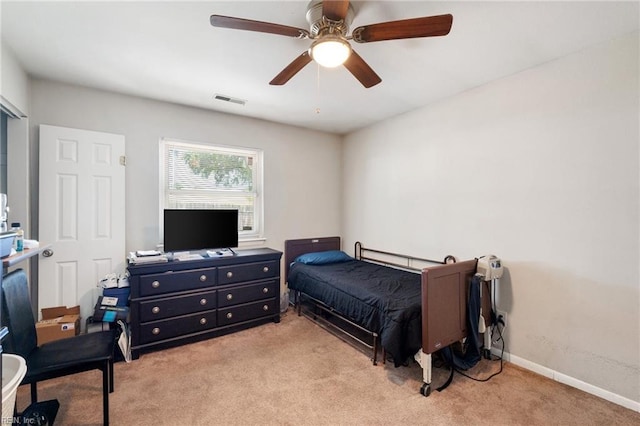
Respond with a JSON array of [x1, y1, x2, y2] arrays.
[[39, 125, 125, 324]]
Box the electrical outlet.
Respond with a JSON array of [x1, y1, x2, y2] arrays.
[[496, 310, 507, 327]]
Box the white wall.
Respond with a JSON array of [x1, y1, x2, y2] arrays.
[[0, 40, 29, 117], [28, 79, 342, 263], [343, 32, 639, 405]]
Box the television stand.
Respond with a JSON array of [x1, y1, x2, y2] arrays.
[[127, 247, 282, 359]]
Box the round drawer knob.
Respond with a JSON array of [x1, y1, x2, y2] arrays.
[[263, 266, 269, 273], [152, 327, 160, 335], [200, 318, 207, 325], [226, 312, 233, 319], [152, 280, 160, 288], [226, 271, 233, 279], [151, 306, 160, 314], [262, 287, 269, 294], [226, 293, 233, 300], [263, 305, 269, 311], [200, 298, 208, 306], [200, 275, 207, 282]]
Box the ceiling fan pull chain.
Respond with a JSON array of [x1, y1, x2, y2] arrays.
[[316, 63, 321, 114]]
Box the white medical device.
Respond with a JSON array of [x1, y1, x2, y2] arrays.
[[476, 255, 503, 280], [476, 255, 504, 355]]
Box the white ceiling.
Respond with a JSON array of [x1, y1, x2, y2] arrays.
[[2, 1, 638, 135]]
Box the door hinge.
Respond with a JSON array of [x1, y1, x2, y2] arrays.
[[119, 156, 126, 166]]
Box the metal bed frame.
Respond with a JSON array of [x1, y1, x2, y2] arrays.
[[354, 241, 456, 272], [295, 291, 383, 364]]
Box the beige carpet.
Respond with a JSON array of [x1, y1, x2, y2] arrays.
[[15, 311, 640, 425]]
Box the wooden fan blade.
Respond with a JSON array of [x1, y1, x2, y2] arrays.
[[323, 0, 350, 21], [270, 51, 313, 85], [352, 14, 453, 43], [343, 50, 381, 88], [210, 15, 309, 38]]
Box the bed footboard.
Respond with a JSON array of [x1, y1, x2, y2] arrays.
[[418, 259, 478, 396]]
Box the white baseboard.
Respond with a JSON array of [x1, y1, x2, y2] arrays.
[[490, 348, 640, 413]]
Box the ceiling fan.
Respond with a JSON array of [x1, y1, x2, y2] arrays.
[[210, 0, 453, 88]]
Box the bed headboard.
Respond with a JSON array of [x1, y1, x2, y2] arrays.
[[284, 236, 341, 283]]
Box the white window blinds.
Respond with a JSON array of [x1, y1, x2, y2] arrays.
[[161, 139, 262, 236]]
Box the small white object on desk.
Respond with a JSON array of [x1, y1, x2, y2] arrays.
[[206, 249, 233, 257], [175, 253, 204, 261], [127, 252, 168, 264], [136, 250, 162, 257], [23, 239, 40, 250]]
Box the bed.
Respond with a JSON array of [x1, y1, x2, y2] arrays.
[[285, 236, 485, 396]]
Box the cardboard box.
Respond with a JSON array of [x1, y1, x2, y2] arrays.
[[36, 305, 81, 345]]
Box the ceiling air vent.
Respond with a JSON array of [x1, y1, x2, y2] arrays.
[[213, 94, 247, 106]]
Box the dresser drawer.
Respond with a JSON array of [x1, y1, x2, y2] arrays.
[[218, 260, 279, 285], [217, 280, 278, 308], [139, 290, 217, 322], [217, 299, 277, 327], [139, 310, 217, 344], [139, 267, 216, 296]]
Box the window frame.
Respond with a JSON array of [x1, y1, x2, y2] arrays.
[[159, 137, 264, 243]]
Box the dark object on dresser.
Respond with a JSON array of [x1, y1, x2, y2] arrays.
[[127, 248, 282, 359], [1, 269, 116, 425]]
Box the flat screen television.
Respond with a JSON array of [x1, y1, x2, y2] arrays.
[[163, 209, 238, 253]]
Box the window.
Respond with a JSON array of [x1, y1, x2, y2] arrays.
[[160, 138, 263, 240]]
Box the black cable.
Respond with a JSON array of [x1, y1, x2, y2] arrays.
[[453, 321, 506, 383], [434, 277, 506, 389]]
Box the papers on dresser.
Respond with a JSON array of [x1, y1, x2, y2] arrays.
[[206, 249, 233, 257], [128, 251, 168, 264], [135, 249, 162, 257]]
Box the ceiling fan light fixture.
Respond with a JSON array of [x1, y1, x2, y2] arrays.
[[309, 36, 351, 68]]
